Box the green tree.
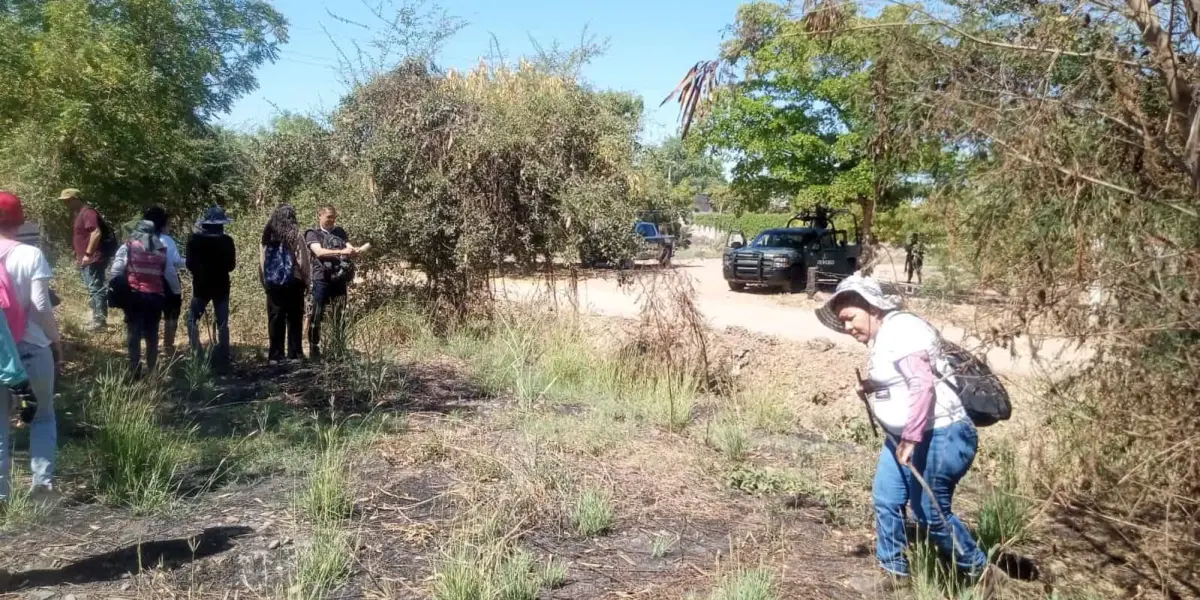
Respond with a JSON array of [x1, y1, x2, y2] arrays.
[[674, 2, 938, 258], [0, 0, 286, 227]]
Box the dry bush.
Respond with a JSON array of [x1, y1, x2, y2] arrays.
[[618, 269, 733, 396]]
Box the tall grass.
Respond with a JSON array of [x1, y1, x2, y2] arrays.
[[288, 525, 355, 600], [976, 445, 1032, 552], [83, 367, 195, 513], [443, 310, 698, 430], [288, 424, 360, 599], [432, 502, 568, 600]]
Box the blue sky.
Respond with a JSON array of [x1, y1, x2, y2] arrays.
[[221, 0, 749, 143]]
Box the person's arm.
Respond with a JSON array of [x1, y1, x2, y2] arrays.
[[31, 278, 60, 345], [227, 238, 237, 272], [0, 311, 29, 389], [258, 244, 266, 282], [86, 228, 101, 256], [186, 238, 199, 273], [307, 242, 354, 259], [108, 243, 129, 279], [896, 351, 937, 446]]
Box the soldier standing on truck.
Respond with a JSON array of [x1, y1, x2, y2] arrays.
[[904, 232, 925, 284]]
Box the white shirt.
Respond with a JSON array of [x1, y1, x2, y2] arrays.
[[868, 312, 967, 436], [162, 234, 183, 295], [2, 244, 55, 347]]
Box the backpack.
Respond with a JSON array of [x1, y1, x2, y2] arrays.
[[936, 338, 1012, 427], [106, 242, 133, 311], [263, 242, 296, 288], [895, 312, 1012, 427], [0, 241, 28, 342], [97, 213, 119, 260]]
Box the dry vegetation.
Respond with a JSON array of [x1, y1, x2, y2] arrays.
[[0, 263, 1150, 600]]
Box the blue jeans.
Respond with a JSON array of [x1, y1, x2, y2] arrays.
[[0, 343, 57, 498], [80, 261, 109, 326], [187, 295, 230, 364], [873, 418, 988, 577]]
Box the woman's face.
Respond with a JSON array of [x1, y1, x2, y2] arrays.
[[837, 304, 879, 345]]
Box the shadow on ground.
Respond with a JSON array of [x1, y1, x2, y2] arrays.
[[2, 526, 253, 592]]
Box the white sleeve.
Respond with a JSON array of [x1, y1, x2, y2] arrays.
[[108, 244, 128, 278]]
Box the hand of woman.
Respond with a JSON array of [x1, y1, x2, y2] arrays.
[[896, 440, 915, 467]]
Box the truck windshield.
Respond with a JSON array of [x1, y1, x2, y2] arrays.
[[751, 232, 816, 250]]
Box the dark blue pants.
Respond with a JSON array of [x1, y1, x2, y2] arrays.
[[187, 295, 230, 364]]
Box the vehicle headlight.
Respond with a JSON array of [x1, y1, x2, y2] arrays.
[[771, 255, 791, 268], [723, 253, 733, 265]]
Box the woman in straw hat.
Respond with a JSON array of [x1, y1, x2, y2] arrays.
[[815, 275, 999, 596]]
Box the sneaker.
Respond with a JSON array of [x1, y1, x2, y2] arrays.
[[846, 572, 909, 597], [29, 484, 62, 509]]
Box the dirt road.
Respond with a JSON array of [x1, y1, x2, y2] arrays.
[[496, 258, 1087, 378]]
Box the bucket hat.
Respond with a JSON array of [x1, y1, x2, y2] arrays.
[[199, 206, 231, 225], [815, 274, 901, 333]]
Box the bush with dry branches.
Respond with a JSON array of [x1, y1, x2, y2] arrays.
[[674, 0, 1198, 593], [330, 58, 641, 324]]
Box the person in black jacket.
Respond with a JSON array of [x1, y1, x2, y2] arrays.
[[185, 206, 236, 366]]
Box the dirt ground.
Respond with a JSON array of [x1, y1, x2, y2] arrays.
[[493, 258, 1089, 379]]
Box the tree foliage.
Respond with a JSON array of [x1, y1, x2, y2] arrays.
[[783, 0, 1200, 589], [684, 2, 939, 265], [0, 0, 286, 228], [330, 59, 641, 318]]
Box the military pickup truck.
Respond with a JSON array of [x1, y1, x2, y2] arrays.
[[722, 207, 861, 293]]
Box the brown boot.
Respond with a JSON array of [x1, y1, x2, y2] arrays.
[[846, 571, 909, 597]]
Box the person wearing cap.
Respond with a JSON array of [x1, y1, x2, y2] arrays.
[[0, 191, 62, 500], [816, 275, 997, 596], [60, 188, 110, 330], [110, 206, 180, 374], [186, 206, 236, 366]]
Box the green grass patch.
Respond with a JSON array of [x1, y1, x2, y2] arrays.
[[432, 543, 566, 600], [287, 524, 355, 599], [570, 488, 615, 537], [707, 568, 777, 600]]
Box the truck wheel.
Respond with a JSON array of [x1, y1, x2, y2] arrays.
[[728, 282, 746, 292]]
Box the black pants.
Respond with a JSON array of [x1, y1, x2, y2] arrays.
[[308, 280, 347, 359], [266, 281, 305, 360], [125, 291, 165, 372]]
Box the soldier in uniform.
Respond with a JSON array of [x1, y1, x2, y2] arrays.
[[904, 232, 925, 284]]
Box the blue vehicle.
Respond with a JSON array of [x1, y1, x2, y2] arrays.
[[581, 220, 676, 269]]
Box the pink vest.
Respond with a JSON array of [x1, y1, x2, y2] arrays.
[[127, 239, 166, 294]]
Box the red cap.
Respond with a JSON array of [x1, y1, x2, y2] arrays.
[[0, 192, 25, 229]]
